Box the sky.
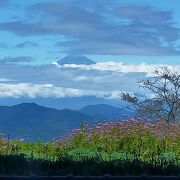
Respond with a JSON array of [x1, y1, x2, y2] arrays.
[[0, 0, 180, 108]]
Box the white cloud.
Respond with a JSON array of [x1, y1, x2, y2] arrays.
[[0, 61, 179, 99], [0, 83, 128, 99], [74, 75, 90, 81], [54, 61, 180, 73], [0, 78, 14, 82]]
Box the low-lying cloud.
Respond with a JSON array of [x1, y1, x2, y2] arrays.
[[0, 61, 179, 99], [54, 61, 180, 74], [0, 83, 127, 99]]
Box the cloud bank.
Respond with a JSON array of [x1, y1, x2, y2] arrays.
[[54, 61, 180, 74], [0, 83, 126, 99], [0, 60, 179, 99]]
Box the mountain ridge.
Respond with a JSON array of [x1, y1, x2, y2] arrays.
[[0, 103, 92, 141], [79, 104, 134, 121], [0, 103, 133, 141]]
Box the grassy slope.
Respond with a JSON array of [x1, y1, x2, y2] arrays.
[[0, 120, 180, 175]]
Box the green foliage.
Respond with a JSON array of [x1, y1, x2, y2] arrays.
[[0, 120, 180, 175]]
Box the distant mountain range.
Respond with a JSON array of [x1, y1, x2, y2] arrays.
[[0, 103, 134, 141], [79, 104, 133, 121], [57, 55, 96, 65]]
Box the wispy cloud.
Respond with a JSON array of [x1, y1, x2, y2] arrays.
[[0, 0, 9, 7], [0, 56, 34, 63], [15, 41, 38, 48], [0, 78, 13, 82], [0, 1, 179, 56], [0, 42, 8, 48]]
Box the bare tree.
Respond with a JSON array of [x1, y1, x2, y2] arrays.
[[122, 66, 180, 122]]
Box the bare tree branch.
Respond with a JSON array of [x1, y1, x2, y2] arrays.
[[121, 66, 180, 122]]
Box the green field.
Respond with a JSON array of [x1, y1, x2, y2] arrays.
[[0, 120, 180, 176]]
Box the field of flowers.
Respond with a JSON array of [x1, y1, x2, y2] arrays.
[[0, 119, 180, 175]]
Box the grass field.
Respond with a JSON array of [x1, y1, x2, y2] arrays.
[[0, 119, 180, 176]]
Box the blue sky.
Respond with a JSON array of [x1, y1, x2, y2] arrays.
[[0, 0, 179, 108], [0, 0, 180, 64]]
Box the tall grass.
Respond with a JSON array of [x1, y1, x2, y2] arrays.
[[0, 119, 180, 175]]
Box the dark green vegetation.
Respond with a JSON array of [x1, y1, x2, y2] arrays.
[[0, 120, 180, 176]]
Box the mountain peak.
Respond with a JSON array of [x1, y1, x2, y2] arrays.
[[12, 103, 40, 107], [57, 55, 96, 65]]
